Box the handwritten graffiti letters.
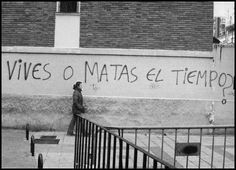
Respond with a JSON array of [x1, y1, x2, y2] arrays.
[[7, 59, 51, 80], [5, 59, 234, 99], [84, 61, 138, 83]]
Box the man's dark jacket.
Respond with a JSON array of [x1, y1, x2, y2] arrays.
[[72, 88, 85, 115]]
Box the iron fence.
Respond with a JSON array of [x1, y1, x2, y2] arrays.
[[105, 125, 234, 169], [74, 115, 175, 169]]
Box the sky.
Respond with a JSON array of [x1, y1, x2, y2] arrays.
[[214, 1, 234, 17]]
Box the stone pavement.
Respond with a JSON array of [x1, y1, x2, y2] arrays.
[[122, 133, 235, 169], [31, 131, 74, 168], [2, 129, 234, 169], [2, 129, 37, 168]]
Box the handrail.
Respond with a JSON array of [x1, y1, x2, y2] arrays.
[[77, 114, 234, 130], [105, 124, 234, 130], [74, 114, 176, 169]]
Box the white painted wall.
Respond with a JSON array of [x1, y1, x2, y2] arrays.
[[54, 13, 80, 48], [2, 46, 234, 102]]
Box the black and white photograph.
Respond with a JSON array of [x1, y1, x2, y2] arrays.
[[1, 1, 235, 169]]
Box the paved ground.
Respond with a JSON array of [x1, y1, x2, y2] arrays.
[[2, 129, 37, 168], [1, 128, 235, 169]]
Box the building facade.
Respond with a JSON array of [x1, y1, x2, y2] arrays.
[[213, 15, 235, 44], [2, 1, 213, 51], [2, 1, 234, 130]]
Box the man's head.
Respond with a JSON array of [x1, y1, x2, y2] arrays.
[[73, 81, 82, 90]]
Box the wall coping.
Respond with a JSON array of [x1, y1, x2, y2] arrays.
[[2, 46, 213, 58]]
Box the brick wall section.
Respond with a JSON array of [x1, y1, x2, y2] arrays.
[[2, 2, 213, 51], [80, 1, 213, 51], [2, 1, 56, 47]]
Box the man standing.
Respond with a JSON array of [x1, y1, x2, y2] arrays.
[[67, 81, 85, 135]]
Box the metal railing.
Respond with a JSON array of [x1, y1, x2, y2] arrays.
[[105, 125, 234, 169], [74, 115, 175, 169]]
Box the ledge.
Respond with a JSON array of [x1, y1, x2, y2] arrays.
[[2, 46, 213, 58], [55, 12, 80, 16]]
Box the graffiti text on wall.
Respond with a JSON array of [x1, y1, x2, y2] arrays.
[[6, 59, 234, 100], [7, 59, 51, 80], [84, 61, 138, 83]]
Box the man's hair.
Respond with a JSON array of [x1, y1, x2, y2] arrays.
[[73, 81, 82, 90]]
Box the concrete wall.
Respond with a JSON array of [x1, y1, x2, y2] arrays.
[[1, 46, 234, 130]]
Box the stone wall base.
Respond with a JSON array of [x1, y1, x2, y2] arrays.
[[2, 94, 234, 131]]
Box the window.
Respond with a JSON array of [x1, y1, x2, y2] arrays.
[[56, 1, 80, 13]]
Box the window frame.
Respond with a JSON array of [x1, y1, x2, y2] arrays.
[[56, 1, 80, 13]]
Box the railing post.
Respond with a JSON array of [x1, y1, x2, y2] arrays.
[[223, 128, 227, 168], [133, 148, 137, 169], [84, 120, 88, 169], [90, 124, 95, 168], [78, 117, 83, 169], [119, 139, 123, 169], [143, 153, 147, 169], [38, 153, 43, 169], [125, 143, 129, 168], [26, 124, 29, 140], [113, 136, 117, 168], [81, 119, 85, 168], [87, 122, 91, 168], [93, 125, 98, 168], [153, 160, 157, 169], [74, 116, 79, 169], [102, 131, 107, 169], [31, 135, 35, 156], [98, 128, 102, 169]]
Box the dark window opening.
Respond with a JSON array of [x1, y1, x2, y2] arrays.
[[60, 1, 77, 13]]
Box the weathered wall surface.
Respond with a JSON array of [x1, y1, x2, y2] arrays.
[[1, 46, 234, 130], [1, 94, 234, 130]]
